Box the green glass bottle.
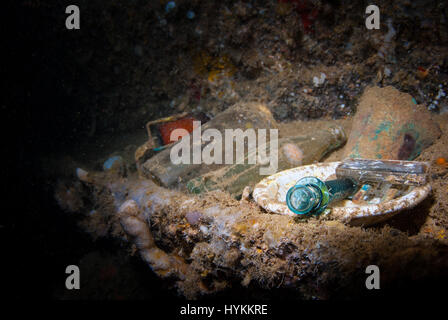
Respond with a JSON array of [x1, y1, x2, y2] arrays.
[[286, 176, 357, 216], [141, 102, 278, 187], [187, 126, 347, 198]]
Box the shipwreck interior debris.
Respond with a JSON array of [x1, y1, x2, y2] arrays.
[[6, 0, 448, 306]]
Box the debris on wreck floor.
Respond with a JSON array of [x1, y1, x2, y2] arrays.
[[12, 0, 448, 302], [53, 86, 448, 300]]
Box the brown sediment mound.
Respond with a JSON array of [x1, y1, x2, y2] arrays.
[[148, 187, 448, 299], [414, 115, 448, 234]]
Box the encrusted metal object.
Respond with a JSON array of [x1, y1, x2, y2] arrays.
[[342, 86, 441, 160], [336, 158, 428, 186]]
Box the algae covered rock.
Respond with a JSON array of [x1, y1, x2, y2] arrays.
[[343, 86, 441, 160]]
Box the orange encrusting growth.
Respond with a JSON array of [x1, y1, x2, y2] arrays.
[[436, 157, 447, 166], [159, 117, 197, 145]]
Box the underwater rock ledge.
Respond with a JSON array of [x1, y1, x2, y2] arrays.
[[57, 169, 448, 299]]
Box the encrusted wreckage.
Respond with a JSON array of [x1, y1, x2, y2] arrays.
[[66, 165, 448, 299], [57, 87, 448, 299]]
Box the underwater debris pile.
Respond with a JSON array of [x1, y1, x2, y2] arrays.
[[54, 87, 448, 299], [27, 0, 448, 300]]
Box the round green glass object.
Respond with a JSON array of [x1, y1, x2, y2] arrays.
[[286, 176, 357, 216], [286, 177, 329, 215]]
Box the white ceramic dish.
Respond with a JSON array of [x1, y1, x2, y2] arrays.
[[253, 161, 431, 226]]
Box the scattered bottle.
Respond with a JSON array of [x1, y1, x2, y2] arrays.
[[187, 126, 347, 198], [286, 176, 357, 215], [141, 102, 278, 187]]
